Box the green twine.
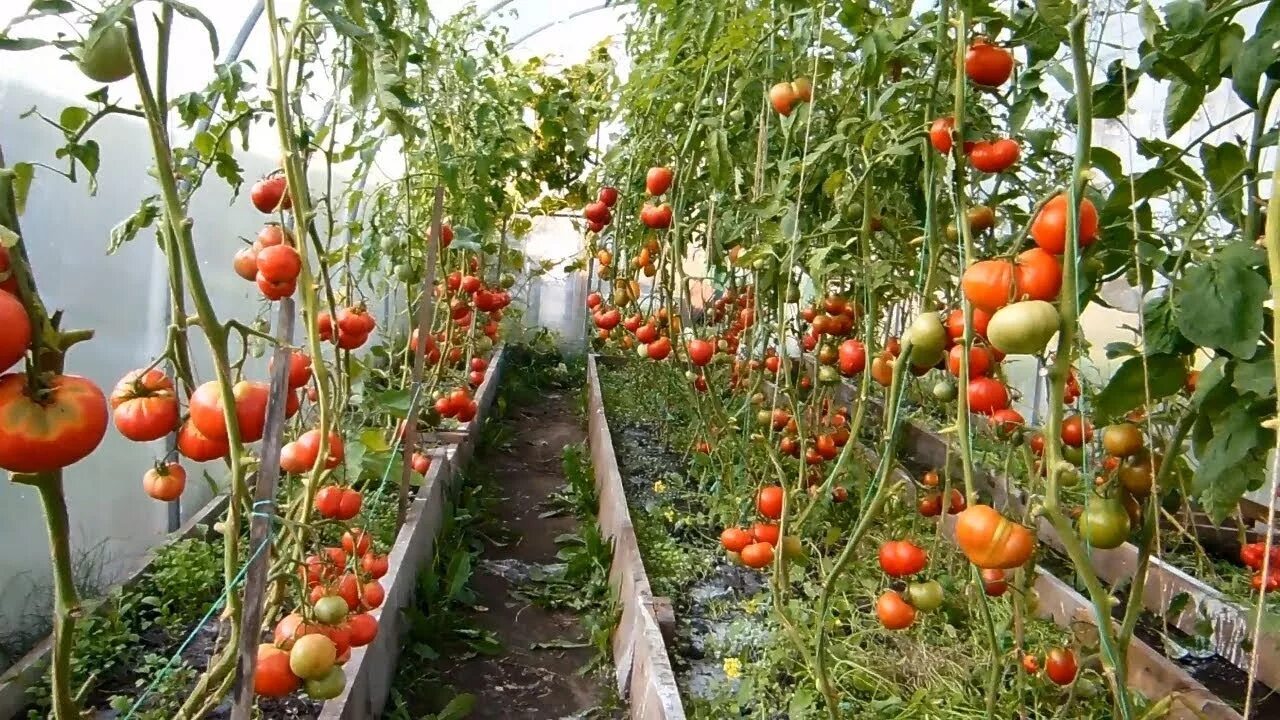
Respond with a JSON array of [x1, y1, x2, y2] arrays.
[[123, 499, 276, 719]]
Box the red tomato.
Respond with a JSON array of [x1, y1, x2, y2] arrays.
[[740, 542, 774, 569], [294, 428, 345, 470], [110, 368, 179, 442], [270, 350, 313, 390], [189, 380, 270, 444], [598, 186, 619, 207], [721, 527, 752, 553], [646, 166, 674, 195], [1045, 648, 1078, 685], [1061, 414, 1093, 447], [256, 244, 302, 284], [878, 540, 928, 577], [687, 339, 714, 366], [876, 591, 917, 630], [647, 337, 672, 361], [314, 485, 345, 519], [254, 644, 299, 697], [756, 486, 784, 520], [0, 373, 109, 473], [982, 568, 1009, 596], [361, 581, 385, 610], [1014, 248, 1063, 302], [0, 246, 20, 295], [177, 420, 230, 462], [0, 292, 31, 373], [342, 529, 370, 556], [752, 522, 780, 546], [989, 408, 1025, 436], [347, 613, 379, 647], [838, 339, 867, 376], [929, 117, 954, 154], [361, 553, 389, 579], [965, 38, 1014, 86], [967, 377, 1010, 414], [250, 175, 290, 213], [338, 488, 363, 520], [947, 344, 992, 378], [1031, 194, 1099, 255], [946, 307, 992, 342], [968, 138, 1020, 173]]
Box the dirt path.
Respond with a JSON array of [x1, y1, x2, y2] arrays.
[[439, 392, 616, 718]]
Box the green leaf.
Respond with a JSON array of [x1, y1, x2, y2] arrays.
[[1194, 402, 1270, 521], [1092, 354, 1187, 422], [1190, 356, 1229, 408], [359, 427, 391, 453], [156, 0, 221, 57], [1174, 250, 1267, 358], [1233, 350, 1277, 397], [1231, 1, 1280, 107], [1164, 76, 1204, 135], [1035, 0, 1073, 38], [1164, 0, 1207, 36], [1200, 142, 1247, 225], [59, 106, 89, 132], [9, 163, 34, 216], [108, 194, 159, 253], [311, 0, 371, 38]]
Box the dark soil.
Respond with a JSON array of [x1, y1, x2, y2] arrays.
[[438, 392, 619, 719]]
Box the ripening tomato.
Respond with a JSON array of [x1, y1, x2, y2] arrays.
[[962, 259, 1015, 313], [233, 246, 259, 281], [947, 488, 967, 514], [918, 494, 943, 517], [1045, 648, 1078, 685], [250, 174, 290, 213], [598, 186, 619, 207], [1102, 423, 1144, 458], [337, 306, 377, 335], [142, 462, 186, 501], [177, 420, 229, 461], [1031, 194, 1099, 254], [583, 201, 612, 226], [876, 591, 916, 630], [0, 373, 109, 473], [878, 540, 928, 577], [757, 486, 784, 520], [954, 505, 1036, 569], [1021, 654, 1040, 674], [0, 291, 31, 373], [640, 203, 673, 229], [929, 117, 955, 154], [189, 380, 270, 443], [289, 633, 337, 681], [411, 452, 431, 474], [837, 339, 867, 376], [254, 644, 299, 697], [969, 138, 1020, 173], [965, 38, 1014, 86], [646, 166, 674, 195], [769, 81, 799, 116], [110, 368, 179, 442], [967, 376, 1009, 415]]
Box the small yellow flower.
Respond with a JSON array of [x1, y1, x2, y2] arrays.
[[722, 657, 742, 679], [653, 480, 667, 494], [742, 598, 760, 614], [663, 508, 676, 523]]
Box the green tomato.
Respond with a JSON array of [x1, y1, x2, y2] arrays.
[[499, 272, 516, 289], [77, 26, 133, 83], [817, 365, 840, 385], [904, 311, 947, 367], [379, 237, 397, 252], [905, 580, 944, 611], [313, 595, 348, 625], [987, 300, 1060, 355], [932, 380, 956, 401], [1062, 445, 1084, 464], [304, 666, 347, 700], [1078, 494, 1130, 549]]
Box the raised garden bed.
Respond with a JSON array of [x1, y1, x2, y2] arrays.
[[820, 376, 1280, 713], [0, 347, 505, 720], [585, 354, 686, 720]]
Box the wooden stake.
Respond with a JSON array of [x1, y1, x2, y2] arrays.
[[229, 297, 296, 719], [397, 185, 445, 531]]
